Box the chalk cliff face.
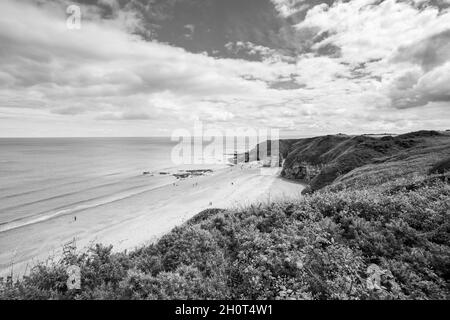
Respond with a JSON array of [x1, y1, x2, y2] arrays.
[[274, 131, 450, 194], [280, 162, 322, 182]]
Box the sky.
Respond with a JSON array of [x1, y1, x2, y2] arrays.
[[0, 0, 449, 137]]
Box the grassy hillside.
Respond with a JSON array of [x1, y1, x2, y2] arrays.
[[280, 131, 450, 193], [1, 131, 449, 300]]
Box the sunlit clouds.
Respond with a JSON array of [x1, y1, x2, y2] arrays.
[[0, 0, 449, 137]]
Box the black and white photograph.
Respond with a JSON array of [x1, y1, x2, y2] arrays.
[[0, 0, 449, 305]]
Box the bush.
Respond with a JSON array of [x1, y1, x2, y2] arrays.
[[1, 174, 449, 300]]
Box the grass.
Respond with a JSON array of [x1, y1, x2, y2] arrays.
[[281, 130, 450, 193], [0, 131, 449, 300]]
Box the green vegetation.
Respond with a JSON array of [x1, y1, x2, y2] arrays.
[[1, 131, 449, 300], [281, 130, 450, 193]]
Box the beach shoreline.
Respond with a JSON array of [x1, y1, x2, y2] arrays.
[[0, 162, 304, 278]]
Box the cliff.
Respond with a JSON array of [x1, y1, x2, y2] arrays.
[[276, 130, 450, 193]]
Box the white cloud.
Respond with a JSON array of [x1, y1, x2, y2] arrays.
[[0, 0, 302, 135], [271, 0, 311, 17], [224, 41, 296, 63], [297, 0, 450, 64], [388, 62, 450, 108], [295, 0, 450, 112], [0, 0, 449, 137]]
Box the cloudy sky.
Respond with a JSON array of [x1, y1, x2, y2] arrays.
[[0, 0, 449, 137]]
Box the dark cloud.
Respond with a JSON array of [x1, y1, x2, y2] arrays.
[[51, 106, 86, 115], [389, 64, 450, 109], [393, 29, 450, 71], [389, 29, 450, 108], [96, 111, 153, 120], [315, 42, 341, 58], [121, 111, 153, 120], [57, 0, 338, 62], [408, 0, 450, 11], [99, 0, 331, 59], [269, 75, 306, 90]]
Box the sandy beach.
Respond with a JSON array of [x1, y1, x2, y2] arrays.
[[0, 162, 304, 278]]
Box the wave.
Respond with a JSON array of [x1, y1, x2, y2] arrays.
[[0, 172, 129, 201], [0, 176, 144, 211], [0, 181, 170, 234]]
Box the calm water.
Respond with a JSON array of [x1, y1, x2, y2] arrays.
[[0, 137, 249, 231], [0, 138, 185, 230]]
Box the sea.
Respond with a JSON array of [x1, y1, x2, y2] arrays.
[[0, 137, 249, 233]]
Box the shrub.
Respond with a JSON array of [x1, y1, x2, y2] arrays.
[[1, 174, 448, 299]]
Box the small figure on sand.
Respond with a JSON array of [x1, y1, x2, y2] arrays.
[[74, 216, 77, 222]]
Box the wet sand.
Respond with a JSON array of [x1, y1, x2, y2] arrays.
[[0, 163, 304, 278]]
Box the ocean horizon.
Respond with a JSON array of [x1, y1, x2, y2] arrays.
[[0, 137, 252, 232]]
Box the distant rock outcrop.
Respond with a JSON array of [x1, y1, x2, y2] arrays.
[[281, 162, 322, 182]]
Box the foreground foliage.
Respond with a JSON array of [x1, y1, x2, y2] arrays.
[[1, 170, 449, 300]]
